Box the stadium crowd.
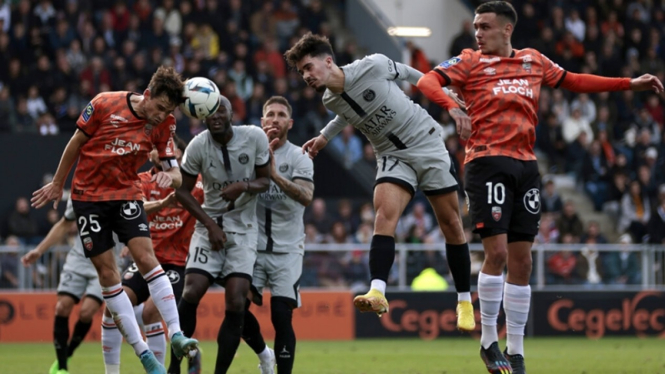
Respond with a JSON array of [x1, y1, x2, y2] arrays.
[[1, 0, 665, 290]]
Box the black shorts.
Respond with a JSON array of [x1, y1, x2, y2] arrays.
[[122, 262, 185, 305], [72, 200, 151, 258], [464, 156, 541, 237]]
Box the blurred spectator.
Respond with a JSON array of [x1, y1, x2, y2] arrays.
[[305, 198, 333, 235], [618, 180, 651, 242], [535, 213, 559, 244], [556, 201, 584, 242], [576, 245, 603, 286], [563, 104, 594, 145], [581, 140, 610, 211], [190, 24, 219, 60], [0, 235, 20, 288], [406, 40, 430, 74], [3, 197, 38, 244], [274, 0, 299, 48], [603, 233, 641, 285], [570, 94, 596, 123], [254, 38, 286, 79], [397, 202, 434, 241], [359, 143, 376, 170], [631, 107, 661, 144], [80, 56, 111, 97], [14, 96, 35, 133], [249, 1, 276, 45], [228, 60, 253, 101], [647, 184, 665, 244], [25, 85, 47, 119], [154, 0, 181, 37], [0, 1, 9, 33], [335, 199, 359, 236], [541, 176, 563, 215], [449, 20, 475, 56], [329, 125, 362, 169], [536, 112, 566, 172], [564, 9, 586, 42], [580, 221, 608, 245], [302, 0, 326, 34], [546, 234, 579, 284], [0, 86, 16, 132]]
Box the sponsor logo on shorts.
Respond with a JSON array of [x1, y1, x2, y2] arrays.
[[523, 188, 541, 214], [120, 201, 142, 220], [491, 206, 502, 221], [83, 237, 93, 251], [138, 223, 148, 231], [166, 270, 180, 284], [238, 153, 249, 164]]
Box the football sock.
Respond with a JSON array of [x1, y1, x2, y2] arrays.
[[145, 322, 166, 365], [242, 301, 267, 354], [178, 298, 199, 339], [54, 316, 69, 370], [369, 235, 395, 293], [478, 272, 504, 349], [102, 285, 149, 356], [133, 303, 145, 330], [504, 283, 531, 357], [101, 314, 122, 373], [67, 320, 92, 357], [144, 266, 181, 340], [214, 310, 244, 374], [272, 300, 296, 374], [445, 243, 472, 300]]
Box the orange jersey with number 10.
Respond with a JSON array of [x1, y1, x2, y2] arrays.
[[434, 48, 565, 164]]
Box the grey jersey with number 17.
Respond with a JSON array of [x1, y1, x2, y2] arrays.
[[256, 141, 314, 254], [321, 53, 441, 155], [63, 197, 122, 277]]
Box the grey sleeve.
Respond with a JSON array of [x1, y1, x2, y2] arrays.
[[180, 136, 203, 176], [320, 115, 347, 140], [254, 127, 270, 166], [292, 152, 314, 182]]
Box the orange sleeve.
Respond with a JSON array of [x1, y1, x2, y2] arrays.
[[417, 72, 460, 111], [76, 94, 103, 137], [153, 115, 177, 160], [560, 72, 631, 92]]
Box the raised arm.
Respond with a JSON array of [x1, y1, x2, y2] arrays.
[[21, 216, 74, 266]]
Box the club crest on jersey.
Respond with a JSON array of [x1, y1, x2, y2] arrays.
[[82, 102, 94, 122], [492, 206, 502, 221], [522, 55, 532, 72], [83, 237, 93, 251], [279, 163, 289, 172], [144, 124, 153, 136], [363, 89, 376, 102], [238, 153, 249, 164], [439, 57, 461, 69]]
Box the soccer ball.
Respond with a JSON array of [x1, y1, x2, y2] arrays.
[[180, 77, 221, 119]]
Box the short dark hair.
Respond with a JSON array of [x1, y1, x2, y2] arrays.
[[475, 1, 518, 26], [148, 66, 184, 108], [262, 96, 292, 117], [284, 32, 334, 68]]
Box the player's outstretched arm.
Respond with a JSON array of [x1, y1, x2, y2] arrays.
[[21, 217, 74, 266], [559, 72, 664, 94], [302, 134, 329, 159], [31, 129, 89, 209], [417, 72, 472, 140]]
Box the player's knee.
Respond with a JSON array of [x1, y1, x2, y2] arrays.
[[142, 305, 161, 324], [181, 283, 206, 304], [509, 253, 533, 277], [485, 246, 508, 268], [97, 266, 120, 285], [79, 300, 101, 322], [374, 209, 398, 234], [55, 298, 75, 317], [134, 253, 159, 274]]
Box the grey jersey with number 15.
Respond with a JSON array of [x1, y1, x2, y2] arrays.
[[256, 141, 314, 254], [321, 53, 441, 154]]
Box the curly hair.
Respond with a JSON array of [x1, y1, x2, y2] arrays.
[[284, 32, 335, 68], [262, 95, 293, 117], [148, 66, 185, 107]]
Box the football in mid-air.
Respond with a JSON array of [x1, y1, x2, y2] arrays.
[[180, 77, 221, 119]]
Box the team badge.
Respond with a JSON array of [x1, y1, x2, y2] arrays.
[[82, 102, 94, 122], [279, 163, 289, 172], [83, 237, 93, 250], [523, 188, 541, 214], [491, 206, 502, 221], [439, 57, 461, 69], [362, 89, 376, 102], [144, 124, 153, 136], [120, 201, 142, 220], [238, 153, 249, 164], [166, 270, 180, 284]]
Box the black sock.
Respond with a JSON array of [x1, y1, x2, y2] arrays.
[[167, 345, 181, 374], [67, 320, 92, 357], [214, 310, 244, 374], [369, 235, 395, 282], [445, 242, 471, 293], [54, 316, 70, 370], [272, 303, 296, 374], [242, 301, 266, 354], [171, 298, 199, 373]]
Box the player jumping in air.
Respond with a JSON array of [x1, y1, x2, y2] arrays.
[[31, 66, 200, 374], [417, 2, 663, 373], [285, 32, 476, 332]]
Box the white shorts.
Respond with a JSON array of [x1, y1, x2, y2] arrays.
[[56, 269, 103, 303], [185, 228, 257, 284], [251, 251, 303, 307]]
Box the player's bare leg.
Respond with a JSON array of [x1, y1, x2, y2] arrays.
[[214, 277, 251, 374], [127, 237, 198, 360], [502, 240, 532, 374], [426, 191, 475, 332], [353, 182, 411, 317], [478, 234, 511, 374]]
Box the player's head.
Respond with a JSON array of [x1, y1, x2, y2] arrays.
[[261, 95, 293, 142], [150, 134, 187, 170], [204, 95, 233, 138], [474, 1, 517, 55], [142, 66, 184, 125], [285, 32, 335, 93]]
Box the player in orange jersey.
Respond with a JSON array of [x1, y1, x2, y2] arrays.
[[417, 2, 663, 373], [31, 66, 200, 374]]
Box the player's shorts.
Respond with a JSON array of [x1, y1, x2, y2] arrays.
[[464, 156, 541, 237], [122, 262, 185, 305], [72, 200, 151, 258], [57, 269, 103, 304], [376, 126, 458, 196], [185, 228, 257, 285], [251, 251, 302, 308]]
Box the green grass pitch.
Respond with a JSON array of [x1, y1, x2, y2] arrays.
[[2, 337, 664, 373]]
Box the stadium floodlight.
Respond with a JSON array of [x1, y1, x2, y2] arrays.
[[387, 26, 432, 37]]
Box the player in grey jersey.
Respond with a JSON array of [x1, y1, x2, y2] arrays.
[[21, 196, 123, 374], [175, 95, 271, 374], [240, 96, 315, 374], [286, 33, 475, 331]]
